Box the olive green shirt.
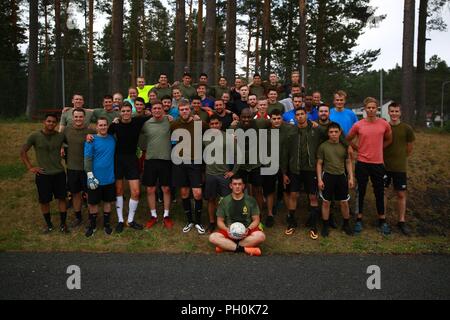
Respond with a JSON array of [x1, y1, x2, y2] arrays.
[[216, 194, 260, 228], [178, 83, 197, 100], [141, 117, 172, 160], [60, 108, 93, 128], [203, 131, 239, 176], [268, 102, 285, 115], [249, 85, 265, 99], [25, 131, 65, 175], [384, 122, 415, 173], [63, 126, 96, 171], [154, 87, 172, 100], [317, 140, 348, 175], [92, 109, 120, 124]]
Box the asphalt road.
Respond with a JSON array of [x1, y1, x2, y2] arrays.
[[1, 253, 449, 301]]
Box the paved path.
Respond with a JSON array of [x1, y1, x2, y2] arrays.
[[1, 253, 449, 300]]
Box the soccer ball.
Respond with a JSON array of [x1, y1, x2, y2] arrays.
[[229, 222, 247, 240]]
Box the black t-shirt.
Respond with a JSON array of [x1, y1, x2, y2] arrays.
[[108, 116, 150, 155], [233, 100, 248, 116], [216, 112, 233, 130]]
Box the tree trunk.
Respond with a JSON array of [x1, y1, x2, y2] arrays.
[[174, 0, 186, 80], [285, 1, 294, 80], [261, 0, 270, 78], [187, 0, 194, 71], [246, 16, 253, 80], [224, 0, 236, 82], [111, 0, 123, 93], [416, 0, 428, 126], [299, 0, 307, 87], [255, 8, 260, 74], [141, 1, 147, 77], [315, 0, 326, 68], [196, 0, 203, 77], [204, 0, 216, 85], [44, 1, 50, 71], [26, 0, 39, 119], [88, 0, 94, 108], [54, 0, 63, 107], [401, 0, 416, 123]]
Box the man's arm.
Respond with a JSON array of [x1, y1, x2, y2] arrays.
[[20, 144, 44, 175], [407, 142, 414, 157], [216, 217, 228, 232], [247, 214, 260, 231], [345, 158, 354, 189], [346, 130, 358, 152], [316, 159, 324, 191], [383, 128, 393, 149]]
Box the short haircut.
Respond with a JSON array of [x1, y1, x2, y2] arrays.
[[318, 103, 330, 110], [248, 93, 258, 99], [209, 114, 222, 123], [291, 71, 300, 76], [253, 73, 261, 78], [159, 72, 168, 78], [258, 96, 268, 102], [292, 93, 303, 99], [197, 84, 207, 89], [103, 94, 113, 101], [178, 99, 190, 108], [328, 122, 342, 132], [72, 108, 85, 115], [135, 97, 145, 104], [364, 97, 379, 107], [334, 90, 347, 99], [268, 88, 278, 94], [312, 91, 321, 96], [45, 113, 58, 121], [192, 95, 202, 102], [219, 76, 227, 81], [97, 117, 108, 124], [214, 99, 224, 105], [161, 95, 172, 102], [231, 175, 244, 183], [270, 109, 282, 117], [291, 84, 301, 89], [388, 101, 401, 110], [152, 100, 163, 107], [129, 87, 137, 92], [295, 107, 307, 114], [200, 73, 208, 78], [72, 93, 83, 99], [183, 72, 192, 78], [120, 103, 133, 110]]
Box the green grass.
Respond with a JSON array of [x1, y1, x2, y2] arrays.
[[0, 122, 449, 255]]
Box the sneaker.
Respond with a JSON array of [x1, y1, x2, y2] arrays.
[[207, 223, 216, 234], [183, 222, 195, 233], [265, 215, 275, 228], [195, 224, 206, 235], [285, 216, 297, 235], [328, 213, 337, 229], [60, 224, 70, 234], [43, 225, 54, 234], [321, 225, 329, 238], [378, 222, 391, 236], [215, 246, 224, 253], [85, 226, 96, 238], [354, 221, 363, 234], [309, 228, 319, 240], [115, 222, 124, 233], [342, 223, 354, 236], [397, 222, 411, 236], [70, 219, 83, 229], [163, 217, 174, 229], [104, 225, 113, 235], [127, 221, 143, 230], [145, 217, 158, 229], [244, 247, 262, 256]]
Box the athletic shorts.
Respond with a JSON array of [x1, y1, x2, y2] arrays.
[[35, 172, 67, 204], [204, 174, 231, 200], [115, 154, 140, 180], [288, 170, 317, 194], [384, 171, 407, 191], [217, 225, 264, 241], [143, 159, 172, 187], [237, 168, 263, 187], [319, 172, 350, 202], [172, 164, 203, 188], [262, 170, 284, 196], [87, 183, 116, 205], [67, 169, 87, 194]]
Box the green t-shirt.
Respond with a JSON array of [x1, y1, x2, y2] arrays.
[[203, 131, 239, 175], [25, 131, 65, 175], [154, 87, 172, 100], [216, 194, 260, 227], [141, 117, 172, 160], [249, 85, 265, 99], [60, 108, 94, 128], [92, 109, 120, 124], [63, 126, 96, 171], [213, 86, 230, 100], [317, 140, 348, 175], [384, 122, 415, 173], [178, 83, 197, 100], [194, 109, 210, 122], [268, 102, 285, 115]]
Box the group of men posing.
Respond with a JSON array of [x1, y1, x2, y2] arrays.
[[20, 71, 415, 256]]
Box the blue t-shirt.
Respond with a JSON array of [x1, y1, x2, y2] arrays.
[[169, 107, 180, 120], [330, 108, 358, 136], [201, 97, 215, 109], [283, 108, 319, 125], [84, 134, 116, 185]]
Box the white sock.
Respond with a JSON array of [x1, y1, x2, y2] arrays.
[[151, 209, 157, 218], [116, 196, 124, 223], [164, 210, 169, 218], [128, 199, 139, 223]]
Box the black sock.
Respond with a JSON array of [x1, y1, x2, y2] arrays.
[[288, 210, 295, 219], [310, 206, 319, 227], [104, 212, 110, 227], [194, 200, 203, 225], [60, 212, 67, 226], [357, 217, 362, 223], [323, 219, 329, 227], [182, 198, 193, 222], [75, 211, 82, 221], [235, 244, 245, 253], [43, 213, 52, 228], [343, 218, 350, 225], [398, 221, 405, 226], [89, 214, 97, 229], [379, 218, 386, 226]]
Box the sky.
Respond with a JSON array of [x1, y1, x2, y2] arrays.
[[61, 0, 450, 72]]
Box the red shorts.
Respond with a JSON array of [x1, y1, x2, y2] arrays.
[[218, 226, 263, 241]]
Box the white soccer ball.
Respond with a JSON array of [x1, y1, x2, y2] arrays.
[[229, 222, 247, 240]]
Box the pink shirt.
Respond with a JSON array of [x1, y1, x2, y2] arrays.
[[349, 118, 391, 164]]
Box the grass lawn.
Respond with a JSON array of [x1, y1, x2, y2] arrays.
[[0, 122, 449, 254]]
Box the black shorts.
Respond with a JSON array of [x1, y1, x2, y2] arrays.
[[35, 172, 67, 204], [87, 183, 116, 205], [115, 154, 140, 180], [172, 164, 203, 188], [288, 171, 317, 194], [143, 159, 172, 187], [262, 170, 284, 196], [320, 172, 350, 202], [204, 174, 231, 200], [384, 171, 407, 191], [237, 167, 263, 187], [67, 169, 87, 194]]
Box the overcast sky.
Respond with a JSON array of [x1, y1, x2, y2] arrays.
[[85, 0, 450, 71]]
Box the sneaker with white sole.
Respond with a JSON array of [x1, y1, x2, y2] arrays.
[[195, 224, 206, 235], [182, 222, 195, 233]]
